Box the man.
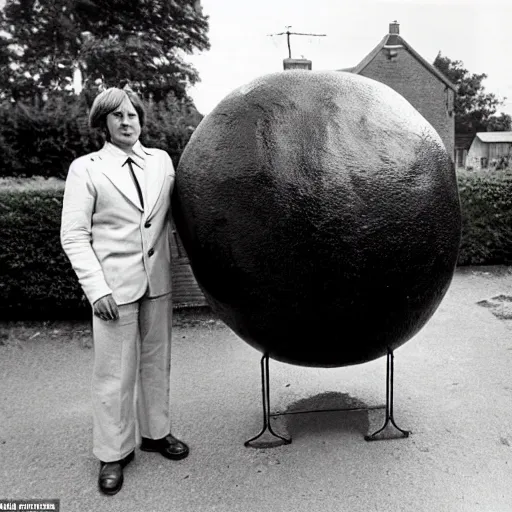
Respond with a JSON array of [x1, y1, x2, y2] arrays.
[[61, 87, 188, 496]]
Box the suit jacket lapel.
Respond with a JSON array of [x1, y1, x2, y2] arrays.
[[141, 146, 166, 219], [96, 143, 144, 211]]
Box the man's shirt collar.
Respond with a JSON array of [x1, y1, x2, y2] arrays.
[[103, 140, 153, 169]]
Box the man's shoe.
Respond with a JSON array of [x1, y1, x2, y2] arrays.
[[140, 434, 189, 461], [98, 451, 134, 496]]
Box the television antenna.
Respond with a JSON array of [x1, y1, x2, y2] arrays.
[[268, 26, 327, 59]]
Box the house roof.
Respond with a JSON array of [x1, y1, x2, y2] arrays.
[[343, 26, 457, 92], [475, 132, 512, 143]]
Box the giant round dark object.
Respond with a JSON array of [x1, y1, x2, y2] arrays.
[[173, 71, 461, 368]]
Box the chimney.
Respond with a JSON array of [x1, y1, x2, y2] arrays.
[[389, 21, 399, 34], [283, 58, 312, 71]]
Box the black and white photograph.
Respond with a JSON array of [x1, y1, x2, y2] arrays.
[[1, 1, 512, 510]]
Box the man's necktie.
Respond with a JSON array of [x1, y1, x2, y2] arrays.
[[123, 157, 144, 209]]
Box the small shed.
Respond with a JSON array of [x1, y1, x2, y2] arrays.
[[466, 132, 512, 170]]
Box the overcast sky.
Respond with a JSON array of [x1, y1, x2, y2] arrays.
[[187, 0, 512, 117]]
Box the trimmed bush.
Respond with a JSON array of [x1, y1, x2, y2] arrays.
[[0, 179, 89, 319], [457, 169, 512, 266]]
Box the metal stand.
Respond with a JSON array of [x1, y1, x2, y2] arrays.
[[365, 347, 410, 441], [245, 353, 292, 448]]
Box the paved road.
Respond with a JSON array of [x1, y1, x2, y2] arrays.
[[1, 266, 512, 512]]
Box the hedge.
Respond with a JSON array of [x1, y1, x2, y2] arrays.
[[0, 179, 89, 319], [456, 168, 512, 265], [1, 169, 512, 319]]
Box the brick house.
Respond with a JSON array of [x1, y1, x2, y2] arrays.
[[340, 21, 457, 161]]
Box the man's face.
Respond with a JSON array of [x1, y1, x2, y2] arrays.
[[106, 96, 141, 150]]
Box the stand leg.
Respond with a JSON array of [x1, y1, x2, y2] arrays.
[[245, 353, 292, 448], [365, 347, 410, 441]]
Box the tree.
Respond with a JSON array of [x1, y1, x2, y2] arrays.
[[433, 52, 511, 134], [486, 112, 512, 132], [0, 0, 210, 102]]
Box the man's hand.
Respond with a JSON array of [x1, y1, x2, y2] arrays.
[[93, 294, 119, 321]]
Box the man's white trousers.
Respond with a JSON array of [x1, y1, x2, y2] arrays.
[[91, 294, 172, 462]]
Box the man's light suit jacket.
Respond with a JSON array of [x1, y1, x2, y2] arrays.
[[61, 141, 175, 306]]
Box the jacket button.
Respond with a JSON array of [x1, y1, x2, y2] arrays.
[[148, 248, 155, 257], [144, 221, 151, 228]]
